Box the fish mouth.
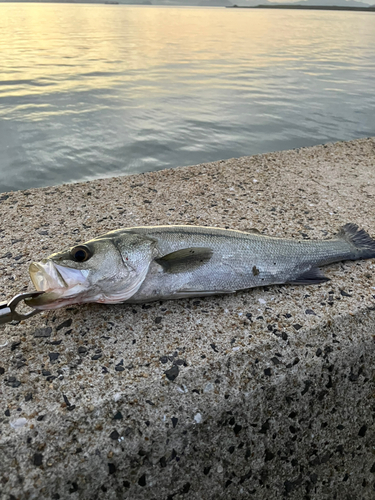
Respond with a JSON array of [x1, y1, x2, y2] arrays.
[[27, 260, 90, 309], [29, 261, 67, 291]]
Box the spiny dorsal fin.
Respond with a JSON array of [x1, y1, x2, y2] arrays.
[[243, 228, 261, 234], [287, 267, 329, 285], [155, 247, 213, 273]]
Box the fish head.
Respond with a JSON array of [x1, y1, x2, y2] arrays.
[[26, 232, 156, 310]]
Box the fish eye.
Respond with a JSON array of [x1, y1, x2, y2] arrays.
[[70, 245, 92, 263]]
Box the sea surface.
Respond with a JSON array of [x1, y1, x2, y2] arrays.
[[0, 4, 374, 193]]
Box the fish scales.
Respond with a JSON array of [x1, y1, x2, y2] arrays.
[[123, 225, 362, 301], [26, 223, 375, 310]]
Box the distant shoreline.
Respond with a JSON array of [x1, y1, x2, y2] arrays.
[[227, 5, 375, 12], [0, 1, 374, 9]]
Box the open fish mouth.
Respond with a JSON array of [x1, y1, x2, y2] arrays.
[[30, 261, 66, 291], [27, 261, 90, 309]]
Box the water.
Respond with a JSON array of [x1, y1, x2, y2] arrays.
[[0, 4, 374, 193]]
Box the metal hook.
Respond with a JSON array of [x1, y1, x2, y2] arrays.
[[0, 291, 44, 325]]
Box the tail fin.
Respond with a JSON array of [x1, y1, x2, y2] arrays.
[[338, 223, 375, 260]]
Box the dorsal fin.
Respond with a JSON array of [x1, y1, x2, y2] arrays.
[[155, 247, 213, 273]]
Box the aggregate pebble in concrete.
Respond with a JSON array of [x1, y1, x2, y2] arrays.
[[0, 138, 375, 499]]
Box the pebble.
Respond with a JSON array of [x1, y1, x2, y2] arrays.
[[165, 365, 179, 382], [56, 319, 73, 331], [10, 418, 27, 429], [109, 430, 120, 440], [33, 327, 52, 338], [33, 453, 43, 466], [194, 413, 202, 424]]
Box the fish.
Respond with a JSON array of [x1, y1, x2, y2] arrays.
[[25, 223, 375, 311]]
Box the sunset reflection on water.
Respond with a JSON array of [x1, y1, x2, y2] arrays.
[[0, 4, 374, 191]]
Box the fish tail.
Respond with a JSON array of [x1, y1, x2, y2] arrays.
[[337, 223, 375, 260]]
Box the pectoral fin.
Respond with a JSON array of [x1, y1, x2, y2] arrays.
[[287, 267, 330, 285], [155, 247, 213, 273]]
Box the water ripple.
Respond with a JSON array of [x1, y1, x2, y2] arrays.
[[0, 4, 374, 192]]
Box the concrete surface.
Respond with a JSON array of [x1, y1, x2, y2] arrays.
[[0, 137, 375, 500]]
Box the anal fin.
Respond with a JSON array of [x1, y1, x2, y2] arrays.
[[287, 267, 330, 285]]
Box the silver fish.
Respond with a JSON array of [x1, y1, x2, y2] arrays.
[[26, 223, 375, 310]]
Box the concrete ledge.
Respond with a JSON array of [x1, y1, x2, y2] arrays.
[[0, 138, 375, 499]]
